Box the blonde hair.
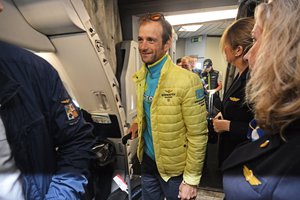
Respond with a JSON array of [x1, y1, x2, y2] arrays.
[[220, 17, 255, 55], [181, 56, 192, 63], [246, 0, 300, 135]]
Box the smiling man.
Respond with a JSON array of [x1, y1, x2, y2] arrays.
[[128, 13, 208, 200]]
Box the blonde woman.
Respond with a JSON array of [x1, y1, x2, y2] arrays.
[[213, 17, 255, 166], [222, 0, 300, 199]]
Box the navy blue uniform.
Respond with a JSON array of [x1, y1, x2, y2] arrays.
[[219, 68, 253, 165], [0, 41, 95, 199], [222, 120, 300, 200]]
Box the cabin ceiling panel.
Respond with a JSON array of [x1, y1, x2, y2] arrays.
[[118, 0, 238, 39], [174, 19, 234, 38]]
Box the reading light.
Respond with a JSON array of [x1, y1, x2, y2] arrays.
[[179, 24, 203, 32], [165, 9, 238, 26]]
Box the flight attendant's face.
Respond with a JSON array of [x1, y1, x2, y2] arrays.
[[244, 22, 262, 70], [224, 44, 236, 64], [138, 21, 170, 65]]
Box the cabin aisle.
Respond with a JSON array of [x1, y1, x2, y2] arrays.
[[197, 188, 224, 200]]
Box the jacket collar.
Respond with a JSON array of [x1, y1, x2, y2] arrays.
[[133, 54, 171, 83], [146, 55, 167, 77], [222, 121, 300, 171], [221, 134, 281, 171], [223, 67, 249, 101], [0, 70, 20, 106], [147, 54, 167, 68]]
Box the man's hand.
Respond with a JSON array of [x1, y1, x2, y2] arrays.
[[127, 122, 138, 139], [178, 181, 198, 200]]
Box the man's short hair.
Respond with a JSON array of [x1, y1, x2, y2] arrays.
[[138, 13, 172, 45]]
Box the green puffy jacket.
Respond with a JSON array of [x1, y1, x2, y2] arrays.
[[133, 55, 208, 185]]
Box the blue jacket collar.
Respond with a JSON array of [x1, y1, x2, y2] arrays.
[[146, 55, 167, 78]]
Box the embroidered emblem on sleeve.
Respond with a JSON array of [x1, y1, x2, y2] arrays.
[[61, 99, 79, 120], [243, 165, 261, 186], [195, 89, 204, 99], [195, 88, 205, 105]]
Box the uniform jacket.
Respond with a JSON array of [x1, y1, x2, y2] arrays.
[[0, 41, 95, 200], [133, 55, 208, 185], [222, 120, 300, 200], [219, 68, 253, 164]]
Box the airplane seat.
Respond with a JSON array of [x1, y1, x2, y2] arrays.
[[82, 109, 122, 139]]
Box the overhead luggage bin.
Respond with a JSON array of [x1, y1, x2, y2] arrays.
[[0, 0, 55, 51], [14, 0, 85, 35], [1, 0, 128, 138]]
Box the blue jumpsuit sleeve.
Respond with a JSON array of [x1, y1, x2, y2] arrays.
[[43, 66, 95, 199], [45, 173, 87, 200]]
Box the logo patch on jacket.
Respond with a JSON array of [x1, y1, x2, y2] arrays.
[[195, 89, 205, 105], [161, 90, 176, 99], [62, 99, 79, 120], [195, 89, 204, 99], [229, 97, 240, 102]]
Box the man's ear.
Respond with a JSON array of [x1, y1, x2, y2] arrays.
[[164, 38, 172, 52], [235, 45, 244, 57]]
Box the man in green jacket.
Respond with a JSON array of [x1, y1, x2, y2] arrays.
[[128, 13, 207, 200]]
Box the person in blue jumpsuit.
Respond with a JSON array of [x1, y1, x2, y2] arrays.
[[0, 4, 95, 197]]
